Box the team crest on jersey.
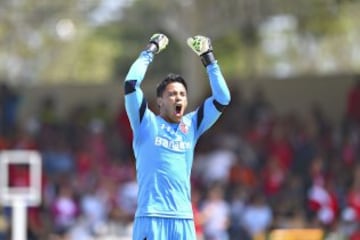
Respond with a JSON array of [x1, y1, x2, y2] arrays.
[[180, 121, 188, 134]]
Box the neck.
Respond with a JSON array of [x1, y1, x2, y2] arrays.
[[159, 114, 180, 123]]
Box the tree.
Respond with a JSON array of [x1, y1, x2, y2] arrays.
[[0, 0, 102, 84], [0, 0, 359, 86]]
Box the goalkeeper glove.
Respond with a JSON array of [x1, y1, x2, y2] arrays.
[[187, 35, 216, 67], [145, 33, 169, 54]]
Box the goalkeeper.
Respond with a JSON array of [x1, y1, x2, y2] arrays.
[[124, 33, 231, 239]]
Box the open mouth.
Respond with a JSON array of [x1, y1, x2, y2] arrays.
[[175, 104, 182, 115]]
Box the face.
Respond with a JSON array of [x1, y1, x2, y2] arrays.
[[157, 82, 188, 123]]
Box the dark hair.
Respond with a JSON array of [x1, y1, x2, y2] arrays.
[[156, 73, 188, 97]]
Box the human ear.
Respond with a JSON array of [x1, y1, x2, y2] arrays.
[[156, 97, 162, 108]]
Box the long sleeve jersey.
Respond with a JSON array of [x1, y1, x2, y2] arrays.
[[124, 50, 230, 219]]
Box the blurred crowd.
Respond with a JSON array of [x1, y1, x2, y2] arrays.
[[0, 76, 360, 240]]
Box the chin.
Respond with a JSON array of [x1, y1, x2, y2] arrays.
[[173, 116, 182, 123]]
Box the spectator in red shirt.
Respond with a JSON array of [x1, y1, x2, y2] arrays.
[[347, 166, 360, 222], [267, 121, 293, 170], [261, 155, 286, 198]]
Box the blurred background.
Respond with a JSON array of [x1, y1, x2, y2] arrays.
[[1, 0, 360, 239]]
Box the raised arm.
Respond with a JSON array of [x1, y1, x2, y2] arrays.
[[187, 35, 231, 136], [124, 34, 168, 133]]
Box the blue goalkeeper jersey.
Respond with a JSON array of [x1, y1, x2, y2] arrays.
[[124, 50, 230, 219]]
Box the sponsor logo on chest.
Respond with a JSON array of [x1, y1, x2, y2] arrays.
[[154, 123, 192, 151]]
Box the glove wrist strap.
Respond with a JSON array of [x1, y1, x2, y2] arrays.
[[200, 51, 216, 67], [145, 42, 158, 54]]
